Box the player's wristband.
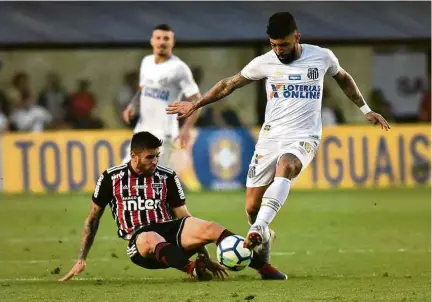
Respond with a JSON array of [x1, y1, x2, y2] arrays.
[[360, 104, 372, 115]]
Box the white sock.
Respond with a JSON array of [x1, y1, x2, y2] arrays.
[[255, 177, 291, 226]]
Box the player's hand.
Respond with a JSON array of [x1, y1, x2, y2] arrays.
[[205, 258, 229, 280], [58, 259, 86, 282], [365, 111, 391, 131], [122, 105, 135, 124], [166, 101, 196, 120]]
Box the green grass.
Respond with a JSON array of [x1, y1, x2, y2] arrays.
[[0, 188, 430, 301]]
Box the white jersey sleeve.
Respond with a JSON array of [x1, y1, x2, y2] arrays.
[[177, 63, 200, 98], [325, 49, 341, 76], [241, 56, 266, 80]]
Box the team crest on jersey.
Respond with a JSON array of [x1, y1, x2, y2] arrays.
[[307, 68, 319, 80], [152, 183, 163, 194]]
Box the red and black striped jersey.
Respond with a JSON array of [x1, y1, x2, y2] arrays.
[[92, 162, 186, 240]]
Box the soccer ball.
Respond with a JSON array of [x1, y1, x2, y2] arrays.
[[216, 235, 252, 271]]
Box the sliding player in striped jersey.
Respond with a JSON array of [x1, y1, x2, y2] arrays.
[[60, 131, 281, 281]]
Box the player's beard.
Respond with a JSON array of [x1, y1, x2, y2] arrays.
[[275, 45, 298, 64], [136, 162, 157, 176]]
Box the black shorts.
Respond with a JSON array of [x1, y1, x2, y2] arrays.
[[126, 217, 193, 270]]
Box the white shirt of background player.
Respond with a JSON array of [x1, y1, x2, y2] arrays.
[[135, 54, 199, 140], [122, 25, 202, 148]]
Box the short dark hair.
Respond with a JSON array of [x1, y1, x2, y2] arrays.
[[154, 24, 173, 32], [131, 131, 163, 152], [266, 12, 298, 39]]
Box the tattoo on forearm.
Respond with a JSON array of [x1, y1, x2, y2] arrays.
[[335, 73, 366, 108], [78, 214, 101, 260], [195, 73, 251, 109]]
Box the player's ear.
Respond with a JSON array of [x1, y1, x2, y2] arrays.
[[295, 32, 301, 43], [150, 32, 156, 48]]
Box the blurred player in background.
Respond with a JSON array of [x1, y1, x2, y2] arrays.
[[60, 132, 283, 281], [166, 12, 391, 279], [122, 24, 201, 166]]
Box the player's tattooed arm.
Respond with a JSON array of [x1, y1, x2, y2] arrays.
[[184, 92, 201, 104], [78, 202, 105, 260], [193, 73, 253, 109], [333, 68, 391, 130], [166, 74, 253, 119], [332, 68, 366, 108], [182, 92, 203, 128]]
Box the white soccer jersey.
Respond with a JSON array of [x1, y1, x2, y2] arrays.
[[137, 54, 199, 139], [241, 44, 340, 143]]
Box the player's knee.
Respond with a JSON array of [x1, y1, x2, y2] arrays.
[[200, 221, 223, 242], [135, 232, 163, 256], [278, 154, 302, 179]]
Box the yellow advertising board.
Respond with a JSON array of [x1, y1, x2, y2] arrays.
[[0, 125, 429, 193]]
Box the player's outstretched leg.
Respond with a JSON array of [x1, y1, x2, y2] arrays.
[[245, 153, 301, 251], [181, 216, 287, 280], [180, 216, 235, 251], [244, 186, 287, 280], [133, 231, 212, 281]]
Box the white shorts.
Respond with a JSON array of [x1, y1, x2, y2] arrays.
[[246, 139, 319, 188]]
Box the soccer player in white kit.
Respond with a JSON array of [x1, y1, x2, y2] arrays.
[[123, 24, 201, 165], [166, 12, 391, 280]]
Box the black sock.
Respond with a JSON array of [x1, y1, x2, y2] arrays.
[[216, 229, 235, 246], [154, 242, 191, 272], [249, 253, 266, 270]]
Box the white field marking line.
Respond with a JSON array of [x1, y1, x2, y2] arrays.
[[271, 248, 430, 256], [1, 248, 430, 265], [0, 272, 430, 283], [0, 276, 162, 282]]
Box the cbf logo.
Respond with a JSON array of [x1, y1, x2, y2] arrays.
[[210, 136, 241, 180], [307, 68, 319, 80]]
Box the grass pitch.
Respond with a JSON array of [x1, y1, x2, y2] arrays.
[[0, 188, 430, 301]]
